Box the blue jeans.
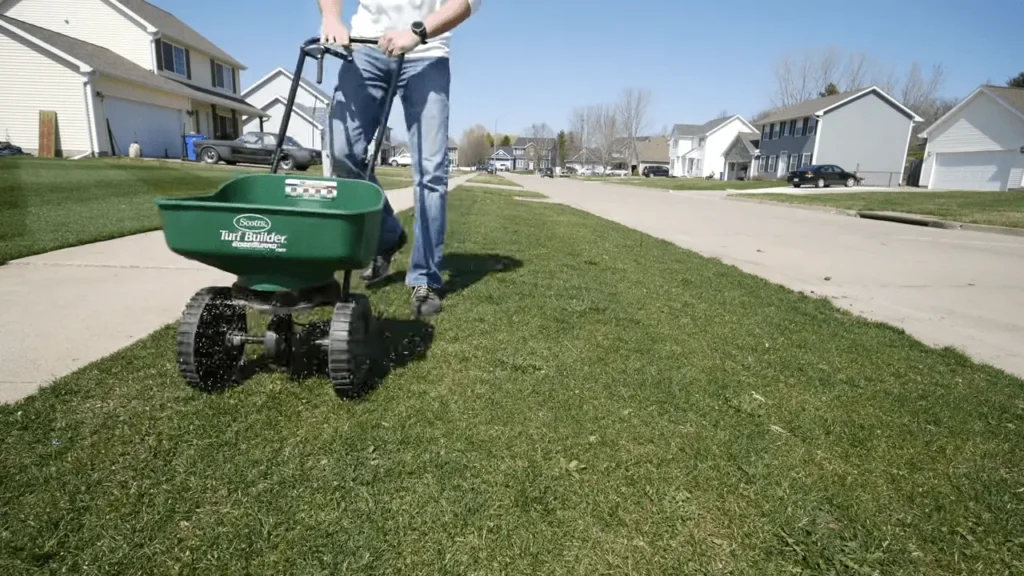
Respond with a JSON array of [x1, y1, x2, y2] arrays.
[[326, 46, 450, 289]]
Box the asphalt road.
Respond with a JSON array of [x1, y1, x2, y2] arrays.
[[505, 174, 1024, 379]]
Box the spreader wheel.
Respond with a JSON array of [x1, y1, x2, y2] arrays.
[[177, 287, 247, 392], [327, 294, 374, 399]]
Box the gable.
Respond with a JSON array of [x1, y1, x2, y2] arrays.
[[242, 67, 329, 108], [924, 90, 1024, 153]]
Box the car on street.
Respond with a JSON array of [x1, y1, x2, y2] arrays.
[[606, 168, 629, 177], [642, 165, 670, 178], [788, 164, 863, 188], [197, 131, 318, 171], [540, 167, 554, 178], [390, 152, 413, 167], [559, 166, 577, 177]]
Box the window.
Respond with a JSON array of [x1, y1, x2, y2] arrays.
[[781, 121, 788, 137], [213, 61, 235, 92], [698, 137, 705, 147], [788, 119, 797, 137], [767, 155, 776, 172], [761, 124, 767, 140], [759, 155, 767, 172], [800, 117, 809, 137], [161, 40, 188, 76], [769, 123, 776, 139], [788, 153, 799, 171], [801, 153, 812, 167], [807, 118, 817, 135]]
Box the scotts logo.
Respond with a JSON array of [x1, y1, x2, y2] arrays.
[[233, 214, 271, 232]]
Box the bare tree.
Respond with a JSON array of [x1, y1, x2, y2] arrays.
[[901, 61, 946, 114], [615, 88, 652, 171], [523, 122, 556, 169], [592, 104, 621, 169], [458, 124, 491, 167]]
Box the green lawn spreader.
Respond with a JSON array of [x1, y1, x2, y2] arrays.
[[155, 37, 404, 399]]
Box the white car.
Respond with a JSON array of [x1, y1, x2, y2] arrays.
[[606, 168, 629, 177], [389, 152, 412, 167]]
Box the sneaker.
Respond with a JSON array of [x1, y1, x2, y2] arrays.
[[411, 286, 442, 318], [360, 230, 407, 283]]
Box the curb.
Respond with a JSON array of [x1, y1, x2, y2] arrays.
[[725, 196, 1024, 238]]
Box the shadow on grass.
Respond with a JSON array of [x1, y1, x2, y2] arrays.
[[366, 251, 524, 297]]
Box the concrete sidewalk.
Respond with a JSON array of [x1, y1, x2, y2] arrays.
[[0, 174, 472, 404], [506, 173, 1024, 379]]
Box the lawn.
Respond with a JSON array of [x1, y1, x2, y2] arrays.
[[0, 157, 411, 264], [735, 190, 1024, 229], [3, 184, 1023, 574], [468, 172, 520, 187], [587, 176, 791, 191]]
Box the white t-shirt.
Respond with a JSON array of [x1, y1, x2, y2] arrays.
[[350, 0, 482, 59]]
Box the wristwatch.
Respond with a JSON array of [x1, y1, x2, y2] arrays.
[[411, 20, 428, 44]]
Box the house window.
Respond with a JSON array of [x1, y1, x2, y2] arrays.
[[807, 118, 816, 135], [800, 117, 809, 137], [761, 125, 767, 140], [767, 155, 777, 172], [769, 123, 776, 139], [788, 153, 799, 171], [802, 153, 812, 167], [759, 155, 767, 172], [788, 119, 797, 137], [698, 137, 705, 147], [162, 41, 187, 76], [781, 121, 789, 137], [213, 61, 234, 92]]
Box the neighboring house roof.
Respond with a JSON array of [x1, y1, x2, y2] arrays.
[[725, 132, 760, 156], [491, 146, 513, 159], [919, 84, 1024, 139], [241, 66, 331, 104], [121, 0, 246, 69], [756, 86, 923, 125], [671, 115, 755, 139], [567, 147, 602, 162], [635, 136, 669, 163], [0, 16, 265, 117], [448, 138, 458, 148], [513, 136, 556, 147]]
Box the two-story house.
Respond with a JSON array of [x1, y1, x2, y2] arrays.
[[508, 137, 557, 171], [241, 66, 330, 152], [669, 115, 758, 178], [0, 0, 265, 158], [752, 86, 923, 187]]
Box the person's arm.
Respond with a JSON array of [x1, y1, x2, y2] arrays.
[[422, 0, 481, 40], [379, 0, 482, 56], [318, 0, 350, 47]]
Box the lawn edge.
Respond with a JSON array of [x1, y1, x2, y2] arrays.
[[727, 195, 1024, 237]]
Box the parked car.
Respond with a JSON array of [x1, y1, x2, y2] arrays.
[[390, 152, 413, 167], [642, 165, 670, 178], [197, 132, 317, 171], [789, 164, 863, 188], [559, 166, 577, 177], [540, 167, 554, 178], [606, 168, 629, 177]]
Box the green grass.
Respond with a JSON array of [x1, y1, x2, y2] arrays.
[[0, 157, 410, 263], [468, 173, 521, 187], [585, 176, 791, 191], [736, 190, 1024, 229], [3, 184, 1024, 574], [458, 184, 546, 199]]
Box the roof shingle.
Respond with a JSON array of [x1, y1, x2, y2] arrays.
[[984, 85, 1024, 117]]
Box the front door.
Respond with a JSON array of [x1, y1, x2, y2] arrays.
[[778, 152, 788, 177]]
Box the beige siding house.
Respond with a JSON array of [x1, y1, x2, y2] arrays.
[[0, 0, 266, 158]]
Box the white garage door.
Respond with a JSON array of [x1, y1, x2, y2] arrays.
[[932, 151, 1015, 191], [104, 97, 184, 158]]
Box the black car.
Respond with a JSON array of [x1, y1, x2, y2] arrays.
[[788, 164, 863, 188], [540, 167, 554, 178], [642, 165, 670, 178], [197, 131, 318, 171]]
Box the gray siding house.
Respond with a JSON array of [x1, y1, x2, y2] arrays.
[[753, 86, 923, 187]]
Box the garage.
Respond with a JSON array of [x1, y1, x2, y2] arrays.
[[930, 150, 1016, 191], [103, 97, 185, 158]]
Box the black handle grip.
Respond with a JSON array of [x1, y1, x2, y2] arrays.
[[317, 56, 323, 84]]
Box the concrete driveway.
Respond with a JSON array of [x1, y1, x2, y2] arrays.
[[504, 173, 1024, 379]]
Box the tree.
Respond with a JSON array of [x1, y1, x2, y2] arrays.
[[556, 130, 567, 166], [1007, 71, 1024, 88], [591, 104, 621, 168], [522, 123, 555, 169], [485, 132, 494, 148], [500, 135, 511, 147], [819, 82, 840, 97], [458, 124, 491, 167], [615, 88, 652, 171]]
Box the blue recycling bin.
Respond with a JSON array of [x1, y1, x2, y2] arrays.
[[184, 134, 208, 161]]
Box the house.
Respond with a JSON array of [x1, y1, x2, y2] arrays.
[[917, 85, 1024, 191], [752, 86, 923, 187], [450, 136, 462, 168], [721, 132, 761, 180], [489, 146, 513, 170], [241, 67, 330, 151], [630, 136, 670, 174], [669, 115, 758, 179], [511, 137, 557, 171], [565, 147, 603, 173], [0, 0, 267, 158]]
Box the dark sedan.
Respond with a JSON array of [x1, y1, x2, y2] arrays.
[[197, 132, 318, 171], [539, 167, 554, 178], [642, 165, 670, 178], [788, 164, 863, 188]]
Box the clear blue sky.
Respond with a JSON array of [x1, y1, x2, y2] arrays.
[[152, 0, 1022, 140]]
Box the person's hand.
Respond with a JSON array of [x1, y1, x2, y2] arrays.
[[320, 16, 350, 49], [378, 28, 421, 57]]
